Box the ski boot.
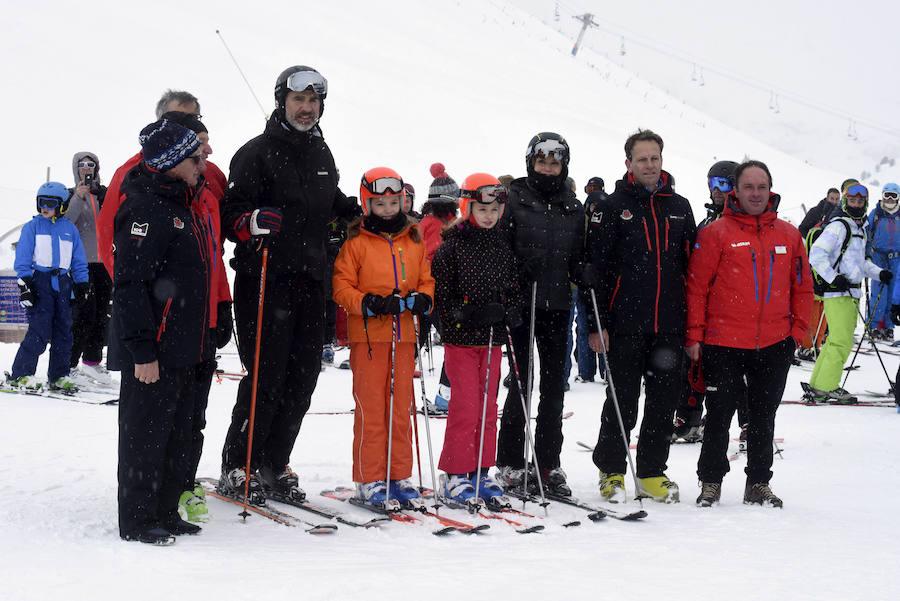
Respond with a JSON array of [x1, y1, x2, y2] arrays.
[[218, 467, 266, 506], [472, 469, 510, 510], [321, 344, 335, 366], [494, 465, 530, 491], [808, 385, 856, 404], [49, 376, 79, 395], [696, 482, 721, 507], [5, 373, 42, 391], [636, 475, 680, 503], [163, 511, 202, 535], [80, 362, 115, 386], [441, 473, 479, 509], [534, 467, 572, 497], [671, 407, 703, 443], [356, 480, 400, 512], [261, 464, 306, 502], [743, 482, 783, 508], [389, 479, 425, 511], [598, 471, 626, 504], [178, 482, 210, 523]]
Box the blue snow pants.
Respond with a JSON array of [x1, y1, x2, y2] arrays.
[[11, 270, 73, 382], [868, 252, 900, 329]]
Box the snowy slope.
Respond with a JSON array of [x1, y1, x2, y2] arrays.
[[1, 2, 899, 600]]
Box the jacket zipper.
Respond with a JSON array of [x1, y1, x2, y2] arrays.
[[766, 251, 774, 303], [665, 218, 670, 250], [641, 218, 652, 251], [156, 297, 173, 341]]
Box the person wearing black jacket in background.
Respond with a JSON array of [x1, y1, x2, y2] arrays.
[[587, 129, 697, 504], [494, 132, 585, 496], [218, 65, 361, 504], [114, 120, 213, 545], [798, 187, 841, 238]]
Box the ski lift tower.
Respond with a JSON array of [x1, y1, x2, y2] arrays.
[[571, 13, 598, 56]]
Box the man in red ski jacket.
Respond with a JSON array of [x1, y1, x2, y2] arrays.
[[685, 160, 812, 509]]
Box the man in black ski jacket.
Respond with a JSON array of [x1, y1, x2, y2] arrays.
[[798, 187, 840, 238], [114, 120, 213, 544], [586, 129, 696, 504], [495, 132, 585, 496], [218, 65, 360, 504]]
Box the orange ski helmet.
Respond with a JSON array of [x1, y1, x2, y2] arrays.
[[458, 173, 507, 219], [359, 166, 409, 216]]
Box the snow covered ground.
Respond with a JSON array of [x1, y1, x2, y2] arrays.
[[1, 339, 898, 601]]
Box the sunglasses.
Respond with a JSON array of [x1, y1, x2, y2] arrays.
[[78, 161, 96, 168], [884, 191, 899, 201], [363, 176, 403, 195], [708, 176, 733, 193], [37, 195, 61, 210], [186, 155, 204, 165]]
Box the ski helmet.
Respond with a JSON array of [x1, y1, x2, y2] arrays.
[[883, 182, 900, 198], [841, 182, 869, 219], [36, 181, 70, 217], [274, 65, 327, 115], [707, 160, 738, 194], [584, 176, 605, 194], [525, 132, 570, 167], [458, 173, 507, 219], [404, 183, 416, 210], [359, 167, 408, 216]]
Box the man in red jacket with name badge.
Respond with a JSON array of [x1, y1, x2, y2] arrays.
[[685, 160, 812, 509]]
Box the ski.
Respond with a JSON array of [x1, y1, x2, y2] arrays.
[[0, 384, 117, 405], [197, 477, 385, 529], [781, 398, 894, 407], [505, 487, 647, 521], [434, 494, 545, 533], [320, 487, 476, 535], [200, 483, 337, 534]]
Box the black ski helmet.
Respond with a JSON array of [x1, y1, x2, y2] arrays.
[[585, 176, 605, 193], [526, 132, 570, 167], [707, 160, 738, 181], [274, 65, 327, 115]]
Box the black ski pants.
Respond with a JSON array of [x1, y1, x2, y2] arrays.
[[497, 307, 569, 471], [222, 272, 324, 473], [592, 333, 683, 478], [697, 337, 794, 485], [118, 364, 197, 537], [70, 262, 112, 367], [184, 355, 217, 489]]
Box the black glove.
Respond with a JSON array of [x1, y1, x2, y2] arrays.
[[17, 277, 36, 308], [880, 270, 893, 285], [521, 256, 546, 282], [480, 302, 506, 325], [234, 207, 282, 240], [404, 292, 432, 316], [573, 262, 598, 289], [363, 292, 404, 316], [505, 306, 524, 330], [215, 302, 233, 349], [891, 305, 900, 326], [831, 274, 851, 291], [73, 281, 91, 305], [452, 304, 476, 325]]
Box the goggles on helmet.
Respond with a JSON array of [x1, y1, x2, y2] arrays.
[[531, 139, 568, 162], [846, 184, 868, 199], [708, 176, 733, 193], [363, 176, 404, 196], [883, 191, 899, 202], [37, 195, 62, 210], [460, 184, 508, 205], [286, 71, 327, 95]]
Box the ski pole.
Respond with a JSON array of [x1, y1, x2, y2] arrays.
[[505, 324, 549, 515], [851, 298, 894, 392], [589, 288, 642, 506], [240, 245, 268, 519], [522, 281, 537, 498], [385, 311, 397, 508], [215, 29, 268, 120], [410, 392, 424, 492], [842, 285, 884, 388], [811, 303, 826, 352], [413, 315, 441, 511], [473, 325, 494, 509]]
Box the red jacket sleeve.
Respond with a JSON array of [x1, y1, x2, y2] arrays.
[[789, 230, 814, 342], [97, 153, 141, 278]]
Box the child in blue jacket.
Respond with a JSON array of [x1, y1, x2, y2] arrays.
[[7, 182, 89, 391]]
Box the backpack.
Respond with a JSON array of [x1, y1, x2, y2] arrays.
[[805, 217, 853, 296]]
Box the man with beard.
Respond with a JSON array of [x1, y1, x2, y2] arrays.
[[586, 129, 696, 504], [218, 65, 360, 504]]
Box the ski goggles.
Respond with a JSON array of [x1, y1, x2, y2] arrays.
[[286, 71, 327, 95], [77, 160, 96, 169], [37, 195, 62, 210], [531, 139, 568, 162], [362, 175, 404, 196], [845, 184, 868, 199], [708, 176, 733, 193], [459, 184, 508, 205], [883, 191, 899, 201]]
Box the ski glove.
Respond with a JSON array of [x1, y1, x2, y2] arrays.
[[404, 292, 432, 315], [452, 304, 476, 326], [480, 302, 506, 326], [830, 274, 851, 291], [73, 281, 91, 306], [505, 306, 524, 330], [234, 207, 282, 241], [892, 305, 900, 326], [572, 261, 598, 289], [521, 256, 546, 282], [363, 292, 405, 316], [215, 302, 233, 349], [17, 277, 36, 308], [880, 270, 893, 285]]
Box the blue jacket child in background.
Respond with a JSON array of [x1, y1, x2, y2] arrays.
[[866, 182, 900, 340], [7, 182, 89, 391]]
